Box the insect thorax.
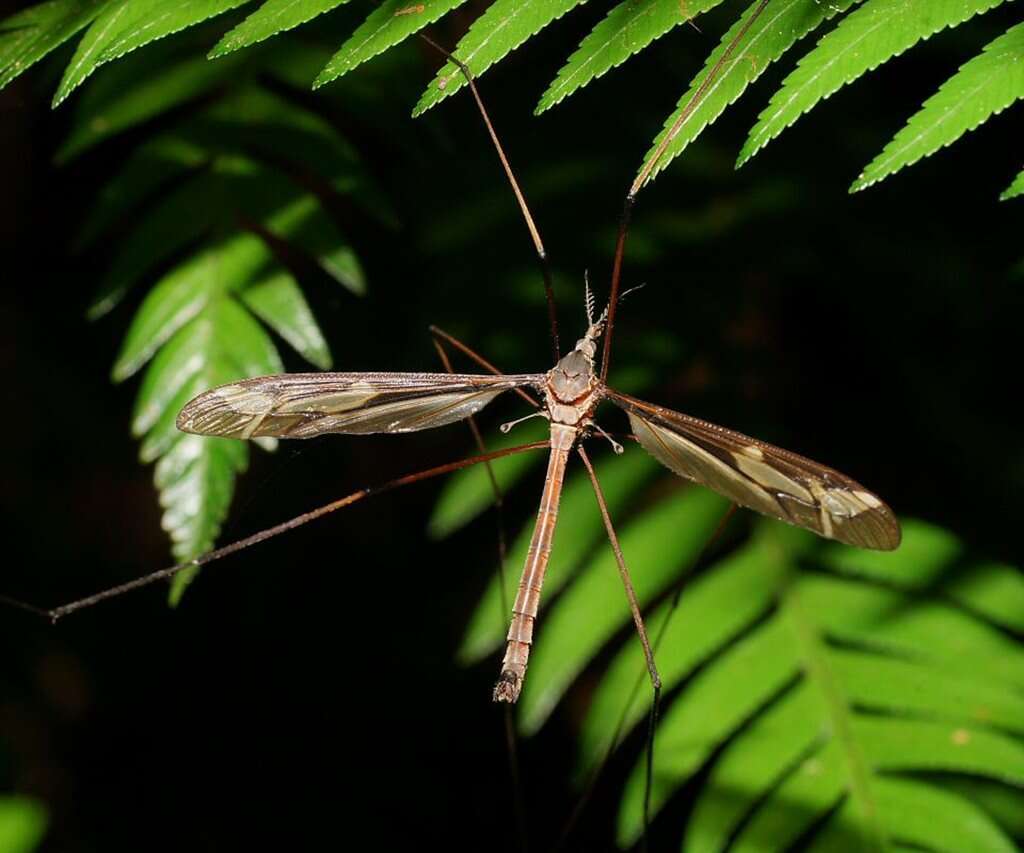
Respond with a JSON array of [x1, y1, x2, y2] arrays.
[[545, 339, 601, 426]]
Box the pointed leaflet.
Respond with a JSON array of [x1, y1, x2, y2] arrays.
[[740, 0, 1008, 167], [820, 518, 1024, 632], [57, 51, 246, 162], [315, 0, 469, 87], [853, 20, 1024, 191], [0, 0, 108, 91], [578, 529, 795, 773], [807, 778, 1016, 853], [412, 0, 590, 116], [1000, 166, 1024, 200], [239, 269, 332, 370], [618, 613, 804, 845], [211, 0, 349, 58], [53, 0, 252, 106], [149, 300, 283, 602], [637, 0, 860, 188], [537, 0, 725, 114], [112, 230, 272, 381]]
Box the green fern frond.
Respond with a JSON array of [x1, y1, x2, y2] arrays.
[[598, 519, 1024, 846], [852, 19, 1024, 192], [1001, 166, 1024, 200], [60, 46, 377, 604], [412, 0, 590, 117], [314, 0, 469, 88], [638, 0, 860, 189], [536, 0, 725, 115], [210, 0, 348, 58], [53, 0, 252, 106], [739, 0, 1009, 168], [0, 0, 107, 91]]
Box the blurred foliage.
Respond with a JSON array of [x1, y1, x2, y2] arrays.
[[0, 0, 1022, 851], [0, 797, 46, 853]]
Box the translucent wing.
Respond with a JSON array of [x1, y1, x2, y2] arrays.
[[607, 390, 900, 550], [177, 372, 544, 440]]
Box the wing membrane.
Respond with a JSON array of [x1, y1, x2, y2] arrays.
[[177, 372, 544, 440], [608, 390, 900, 550]]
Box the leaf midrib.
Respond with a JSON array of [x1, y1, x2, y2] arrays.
[[781, 575, 890, 852]]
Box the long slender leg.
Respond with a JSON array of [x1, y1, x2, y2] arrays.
[[576, 445, 660, 848], [600, 0, 773, 382], [2, 443, 549, 624], [419, 35, 560, 363]]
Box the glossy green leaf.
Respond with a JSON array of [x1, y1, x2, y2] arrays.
[[619, 615, 803, 846], [944, 559, 1024, 632], [832, 648, 1024, 733], [729, 739, 871, 853], [809, 777, 1016, 853], [58, 52, 244, 162], [54, 0, 252, 106], [683, 683, 826, 853], [860, 715, 1024, 781], [638, 0, 860, 188], [148, 299, 283, 602], [1000, 166, 1024, 201], [0, 0, 108, 91], [266, 195, 366, 294], [459, 449, 659, 664], [412, 0, 589, 117], [940, 776, 1024, 840], [89, 172, 222, 319], [427, 417, 548, 540], [579, 531, 793, 771], [520, 487, 729, 735], [537, 0, 724, 114], [740, 0, 1006, 167], [853, 20, 1024, 192], [238, 269, 332, 369], [211, 0, 348, 58], [112, 230, 272, 381], [315, 0, 468, 87], [809, 574, 1024, 688], [0, 797, 47, 853]]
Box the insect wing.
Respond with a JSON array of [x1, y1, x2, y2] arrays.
[[607, 391, 900, 550], [177, 372, 544, 440]]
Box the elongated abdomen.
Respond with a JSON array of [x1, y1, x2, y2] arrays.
[[493, 423, 576, 703]]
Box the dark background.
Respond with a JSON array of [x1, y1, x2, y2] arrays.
[[1, 1, 1021, 850]]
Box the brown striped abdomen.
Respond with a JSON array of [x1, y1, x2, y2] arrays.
[[493, 423, 577, 703]]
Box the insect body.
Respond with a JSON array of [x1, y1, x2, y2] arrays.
[[177, 304, 900, 703]]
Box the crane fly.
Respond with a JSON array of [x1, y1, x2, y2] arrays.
[[175, 293, 899, 702]]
